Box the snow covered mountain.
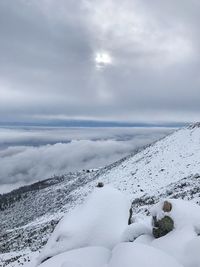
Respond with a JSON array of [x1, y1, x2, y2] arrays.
[[99, 123, 200, 197], [1, 123, 200, 266]]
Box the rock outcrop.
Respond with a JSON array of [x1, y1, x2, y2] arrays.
[[152, 201, 174, 238]]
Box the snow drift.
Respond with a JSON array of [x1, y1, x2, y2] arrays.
[[37, 185, 130, 264], [108, 243, 183, 267], [25, 189, 200, 267], [39, 246, 110, 267]]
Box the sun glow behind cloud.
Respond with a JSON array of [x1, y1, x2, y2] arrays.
[[86, 0, 195, 69], [0, 0, 199, 123], [95, 51, 112, 69]]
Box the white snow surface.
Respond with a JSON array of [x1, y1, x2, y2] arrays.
[[182, 237, 200, 267], [37, 186, 130, 264], [98, 126, 200, 198], [39, 246, 110, 267], [121, 222, 152, 242], [107, 243, 183, 267], [152, 226, 196, 264]]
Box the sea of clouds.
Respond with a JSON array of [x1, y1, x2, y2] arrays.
[[0, 127, 174, 193]]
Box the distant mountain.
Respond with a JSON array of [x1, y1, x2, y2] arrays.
[[0, 119, 187, 128], [1, 123, 200, 266]]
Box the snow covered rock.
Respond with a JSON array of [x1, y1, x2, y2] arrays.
[[151, 199, 200, 232], [151, 200, 174, 238], [37, 185, 130, 264], [107, 243, 183, 267], [151, 199, 200, 264], [152, 215, 174, 238], [162, 200, 172, 212]]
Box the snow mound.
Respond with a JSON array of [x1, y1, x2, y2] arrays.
[[182, 237, 200, 267], [61, 262, 81, 267], [152, 225, 196, 263], [25, 195, 200, 267], [134, 234, 154, 245], [38, 185, 130, 264], [38, 246, 110, 267], [121, 222, 152, 242], [107, 243, 183, 267]]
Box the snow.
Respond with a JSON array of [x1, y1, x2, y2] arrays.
[[61, 262, 81, 267], [151, 199, 200, 231], [36, 194, 200, 267], [133, 234, 154, 245], [23, 187, 200, 267], [35, 243, 185, 267], [38, 247, 110, 267], [152, 226, 196, 264], [107, 243, 183, 267], [121, 222, 152, 242], [98, 127, 200, 198], [5, 124, 200, 267], [37, 185, 130, 264], [182, 237, 200, 267], [150, 199, 200, 264]]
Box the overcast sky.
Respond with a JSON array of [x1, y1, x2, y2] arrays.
[[0, 0, 200, 124]]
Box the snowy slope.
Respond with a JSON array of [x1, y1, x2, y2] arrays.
[[54, 123, 200, 214], [1, 123, 200, 266], [96, 124, 200, 197]]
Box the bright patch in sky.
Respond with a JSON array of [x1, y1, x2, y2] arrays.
[[95, 52, 112, 68]]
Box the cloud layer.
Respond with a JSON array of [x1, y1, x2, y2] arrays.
[[0, 127, 173, 193], [0, 0, 200, 123]]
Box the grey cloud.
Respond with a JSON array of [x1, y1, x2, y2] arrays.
[[0, 0, 200, 123]]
